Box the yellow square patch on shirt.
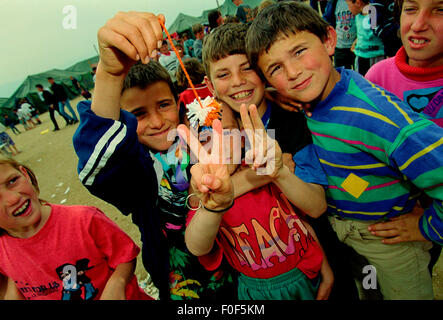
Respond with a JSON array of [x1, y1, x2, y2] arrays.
[[341, 173, 370, 199]]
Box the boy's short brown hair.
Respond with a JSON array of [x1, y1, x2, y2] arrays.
[[202, 22, 249, 78], [246, 1, 330, 70]]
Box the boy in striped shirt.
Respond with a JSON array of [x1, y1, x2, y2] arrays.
[[246, 1, 443, 299]]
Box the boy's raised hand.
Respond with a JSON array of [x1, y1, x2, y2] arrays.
[[240, 104, 283, 178], [97, 12, 164, 77], [177, 120, 234, 212]]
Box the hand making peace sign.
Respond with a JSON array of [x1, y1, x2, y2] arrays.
[[177, 103, 284, 212]]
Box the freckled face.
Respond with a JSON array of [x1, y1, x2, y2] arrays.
[[257, 29, 339, 103], [0, 164, 46, 237], [120, 81, 180, 152], [205, 54, 266, 114]]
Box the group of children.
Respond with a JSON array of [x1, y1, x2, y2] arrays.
[[0, 0, 441, 301]]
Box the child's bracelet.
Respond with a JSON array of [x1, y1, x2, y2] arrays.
[[203, 199, 235, 213], [185, 193, 202, 211]]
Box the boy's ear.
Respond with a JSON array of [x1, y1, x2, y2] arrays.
[[324, 26, 337, 57], [204, 75, 217, 96]]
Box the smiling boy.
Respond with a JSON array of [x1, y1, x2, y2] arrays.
[[73, 12, 236, 300], [201, 22, 365, 300], [246, 1, 443, 299]]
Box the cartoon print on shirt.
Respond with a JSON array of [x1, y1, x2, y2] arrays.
[[403, 87, 443, 116], [55, 258, 98, 300]]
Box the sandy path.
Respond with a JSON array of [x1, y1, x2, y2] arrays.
[[7, 93, 443, 299]]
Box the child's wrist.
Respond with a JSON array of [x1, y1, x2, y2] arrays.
[[271, 165, 289, 181]]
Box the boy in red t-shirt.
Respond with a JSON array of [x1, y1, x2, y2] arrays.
[[180, 103, 331, 300]]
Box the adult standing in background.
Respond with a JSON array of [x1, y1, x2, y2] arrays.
[[36, 84, 70, 131], [47, 77, 79, 124]]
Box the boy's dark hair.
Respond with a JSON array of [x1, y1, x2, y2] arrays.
[[35, 84, 43, 89], [208, 10, 221, 29], [47, 77, 54, 80], [176, 58, 206, 88], [246, 2, 330, 71], [122, 60, 178, 102], [202, 22, 249, 77]]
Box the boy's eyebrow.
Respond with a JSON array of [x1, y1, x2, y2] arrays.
[[263, 43, 307, 74], [213, 59, 250, 73]]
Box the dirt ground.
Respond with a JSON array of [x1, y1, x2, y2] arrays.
[[7, 93, 443, 300]]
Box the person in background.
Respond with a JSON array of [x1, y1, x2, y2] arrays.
[[232, 0, 255, 24], [158, 40, 179, 88], [323, 0, 357, 69], [182, 32, 195, 58], [208, 10, 224, 33], [3, 115, 20, 135], [192, 23, 205, 61], [36, 84, 70, 131], [47, 77, 79, 125], [369, 0, 402, 58], [347, 0, 385, 75], [176, 58, 212, 123], [0, 123, 20, 156]]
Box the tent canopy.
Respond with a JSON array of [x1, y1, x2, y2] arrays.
[[167, 0, 262, 34], [0, 56, 98, 117]]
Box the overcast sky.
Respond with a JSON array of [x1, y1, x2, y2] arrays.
[[0, 0, 220, 97]]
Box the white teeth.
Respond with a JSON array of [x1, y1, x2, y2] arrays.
[[411, 38, 427, 44], [13, 200, 29, 217], [232, 91, 252, 100]]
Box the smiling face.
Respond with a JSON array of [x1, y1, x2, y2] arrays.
[[205, 54, 266, 115], [400, 0, 443, 68], [0, 164, 48, 238], [120, 81, 180, 152], [257, 28, 340, 103]]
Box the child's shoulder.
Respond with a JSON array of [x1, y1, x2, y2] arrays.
[[50, 204, 105, 221]]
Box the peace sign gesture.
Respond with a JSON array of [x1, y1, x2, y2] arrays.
[[240, 104, 283, 178], [177, 119, 234, 212]]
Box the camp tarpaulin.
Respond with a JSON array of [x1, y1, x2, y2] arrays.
[[167, 0, 262, 35], [0, 55, 99, 119]]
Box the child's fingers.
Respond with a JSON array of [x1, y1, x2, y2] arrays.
[[190, 164, 209, 193], [98, 26, 139, 61], [135, 12, 165, 61], [239, 103, 255, 147], [210, 119, 223, 164], [109, 13, 151, 61], [248, 104, 266, 131]]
